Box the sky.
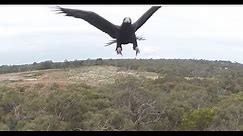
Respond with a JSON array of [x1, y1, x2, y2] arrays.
[[0, 5, 243, 65]]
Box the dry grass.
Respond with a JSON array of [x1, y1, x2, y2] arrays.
[[0, 66, 159, 89]]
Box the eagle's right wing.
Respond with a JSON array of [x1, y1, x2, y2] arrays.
[[56, 6, 119, 39]]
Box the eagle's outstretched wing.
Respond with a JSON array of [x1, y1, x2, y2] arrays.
[[56, 6, 119, 38], [132, 6, 161, 32]]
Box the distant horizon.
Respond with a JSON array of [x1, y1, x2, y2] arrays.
[[1, 57, 242, 66], [1, 5, 243, 65]]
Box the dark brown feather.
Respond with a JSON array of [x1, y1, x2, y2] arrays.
[[56, 6, 119, 38], [132, 6, 161, 32]]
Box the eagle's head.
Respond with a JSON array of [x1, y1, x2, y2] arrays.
[[123, 17, 132, 24]]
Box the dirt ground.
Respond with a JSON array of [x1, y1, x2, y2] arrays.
[[0, 66, 159, 88]]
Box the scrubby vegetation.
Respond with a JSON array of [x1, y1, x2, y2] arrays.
[[0, 58, 243, 131]]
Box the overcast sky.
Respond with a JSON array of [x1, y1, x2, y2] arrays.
[[0, 5, 243, 65]]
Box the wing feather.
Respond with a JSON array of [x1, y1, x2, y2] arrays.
[[132, 6, 161, 32], [56, 6, 119, 38]]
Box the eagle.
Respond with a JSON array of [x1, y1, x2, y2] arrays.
[[55, 6, 161, 55]]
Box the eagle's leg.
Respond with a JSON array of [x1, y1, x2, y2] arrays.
[[133, 39, 140, 56], [116, 42, 123, 56]]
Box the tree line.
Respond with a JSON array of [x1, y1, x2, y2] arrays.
[[0, 58, 243, 130]]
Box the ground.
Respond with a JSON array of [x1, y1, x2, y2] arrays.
[[0, 66, 158, 89]]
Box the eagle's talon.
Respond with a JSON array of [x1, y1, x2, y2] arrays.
[[117, 47, 123, 56], [135, 47, 140, 56]]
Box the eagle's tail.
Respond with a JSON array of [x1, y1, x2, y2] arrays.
[[104, 36, 146, 47], [105, 39, 117, 46]]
